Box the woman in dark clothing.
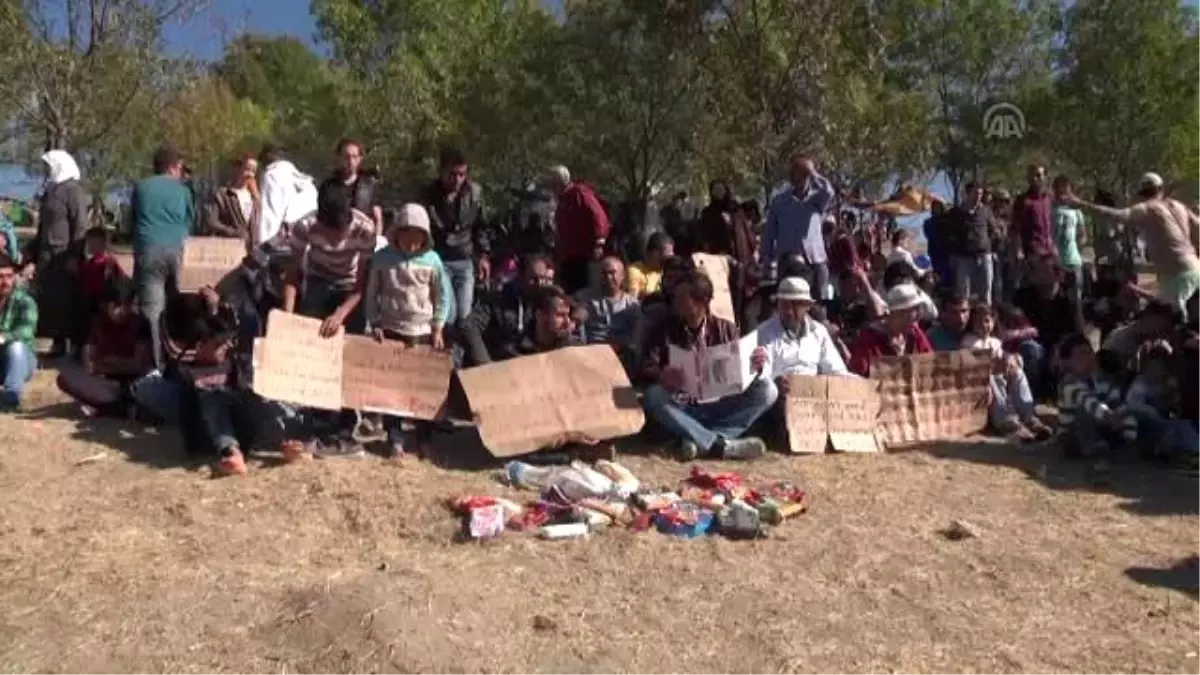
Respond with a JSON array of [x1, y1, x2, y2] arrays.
[[695, 180, 738, 255], [28, 150, 91, 357]]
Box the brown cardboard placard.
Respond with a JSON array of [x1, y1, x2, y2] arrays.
[[692, 253, 735, 324], [341, 334, 452, 421], [455, 344, 645, 457], [873, 349, 991, 449], [178, 237, 246, 292], [252, 310, 344, 411], [826, 376, 882, 452], [783, 374, 829, 454]]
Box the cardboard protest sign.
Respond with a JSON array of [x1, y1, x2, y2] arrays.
[[872, 349, 991, 448], [692, 253, 735, 324], [782, 375, 881, 453], [252, 310, 344, 411], [455, 345, 645, 458], [341, 334, 452, 421], [783, 375, 830, 454], [668, 332, 758, 403], [178, 237, 246, 292], [826, 376, 882, 452]]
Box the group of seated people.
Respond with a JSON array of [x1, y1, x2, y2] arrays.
[[0, 176, 1190, 477]]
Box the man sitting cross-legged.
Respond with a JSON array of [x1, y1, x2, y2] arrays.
[[639, 270, 778, 461]]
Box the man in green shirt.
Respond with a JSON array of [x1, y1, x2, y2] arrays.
[[0, 253, 38, 409], [131, 145, 194, 369]]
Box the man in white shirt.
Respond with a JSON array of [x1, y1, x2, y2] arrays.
[[257, 145, 318, 246], [752, 276, 850, 395]]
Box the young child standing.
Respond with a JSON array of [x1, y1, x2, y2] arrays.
[[961, 303, 1052, 439], [364, 203, 452, 458]]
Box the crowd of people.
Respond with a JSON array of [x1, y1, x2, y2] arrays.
[[1, 140, 1195, 477]]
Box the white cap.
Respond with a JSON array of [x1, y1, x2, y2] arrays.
[[1140, 172, 1164, 190], [395, 203, 430, 233], [776, 277, 813, 302], [886, 283, 925, 312]]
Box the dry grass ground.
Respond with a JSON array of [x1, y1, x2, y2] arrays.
[[0, 368, 1196, 674]]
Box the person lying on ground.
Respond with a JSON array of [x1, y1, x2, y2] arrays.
[[364, 203, 452, 459], [751, 277, 849, 392], [460, 252, 556, 366], [960, 303, 1052, 440], [846, 283, 933, 377], [0, 253, 37, 410], [57, 282, 152, 417], [639, 270, 778, 462]]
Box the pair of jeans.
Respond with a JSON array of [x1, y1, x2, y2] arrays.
[[1016, 339, 1047, 398], [129, 370, 181, 423], [988, 370, 1035, 425], [442, 259, 475, 323], [1123, 403, 1200, 460], [0, 342, 36, 408], [134, 246, 182, 370], [195, 388, 295, 454], [953, 253, 994, 305], [641, 377, 779, 451]]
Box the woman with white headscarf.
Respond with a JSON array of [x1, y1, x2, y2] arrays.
[[29, 149, 91, 357]]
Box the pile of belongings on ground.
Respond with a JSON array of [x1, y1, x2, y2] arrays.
[[449, 461, 808, 541]]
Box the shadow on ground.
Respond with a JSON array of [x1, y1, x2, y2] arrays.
[[1125, 555, 1200, 598], [915, 435, 1199, 517], [19, 402, 193, 470]]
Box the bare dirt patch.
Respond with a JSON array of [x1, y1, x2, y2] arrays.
[[0, 369, 1196, 673]]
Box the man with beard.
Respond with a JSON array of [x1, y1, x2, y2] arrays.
[[422, 147, 490, 323], [321, 139, 382, 235], [461, 253, 556, 365], [752, 277, 849, 393]]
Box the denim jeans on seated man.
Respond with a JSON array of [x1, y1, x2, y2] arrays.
[[988, 371, 1037, 428], [642, 377, 779, 459], [0, 341, 36, 409]]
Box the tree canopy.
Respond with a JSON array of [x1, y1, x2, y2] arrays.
[[0, 0, 1193, 205]]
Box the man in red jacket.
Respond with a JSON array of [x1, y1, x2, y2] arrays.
[[846, 283, 933, 376], [548, 165, 610, 294]]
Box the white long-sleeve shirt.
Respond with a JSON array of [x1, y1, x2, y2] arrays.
[[757, 314, 849, 378], [257, 160, 317, 245]]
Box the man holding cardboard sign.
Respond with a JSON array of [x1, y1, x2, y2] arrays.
[[640, 270, 778, 461]]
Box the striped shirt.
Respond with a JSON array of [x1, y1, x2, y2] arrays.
[[288, 208, 376, 287], [1058, 373, 1123, 427]]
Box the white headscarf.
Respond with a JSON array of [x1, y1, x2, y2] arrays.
[[42, 150, 81, 184]]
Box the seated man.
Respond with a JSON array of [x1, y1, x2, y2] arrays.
[[461, 253, 555, 365], [926, 291, 970, 351], [1100, 302, 1178, 377], [846, 284, 934, 377], [640, 270, 778, 461], [752, 277, 849, 390], [57, 282, 153, 416], [573, 256, 640, 350], [512, 285, 581, 358], [0, 253, 36, 409]]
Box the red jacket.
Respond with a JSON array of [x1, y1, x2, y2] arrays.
[[555, 182, 610, 263], [846, 321, 933, 377]]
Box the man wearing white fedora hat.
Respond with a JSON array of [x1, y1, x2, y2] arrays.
[[845, 283, 933, 376], [751, 277, 849, 394]]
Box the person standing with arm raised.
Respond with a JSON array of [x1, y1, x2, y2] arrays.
[[761, 153, 835, 300]]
